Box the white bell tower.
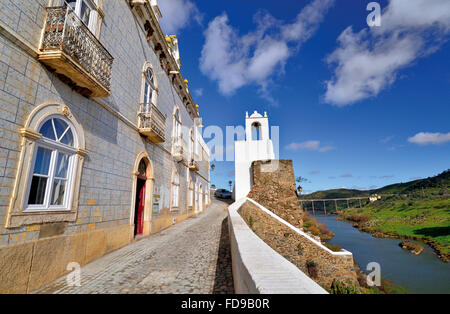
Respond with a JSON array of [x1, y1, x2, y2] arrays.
[[234, 111, 275, 200]]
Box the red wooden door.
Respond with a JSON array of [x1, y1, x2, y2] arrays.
[[136, 182, 146, 235]]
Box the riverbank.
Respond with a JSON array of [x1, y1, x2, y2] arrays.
[[337, 202, 450, 263], [314, 214, 450, 293]]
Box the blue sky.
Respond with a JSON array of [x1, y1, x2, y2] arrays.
[[158, 0, 450, 193]]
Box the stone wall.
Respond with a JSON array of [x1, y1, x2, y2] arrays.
[[239, 200, 358, 289], [247, 160, 302, 228]]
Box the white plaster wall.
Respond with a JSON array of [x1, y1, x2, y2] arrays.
[[228, 198, 328, 294], [234, 140, 275, 200]]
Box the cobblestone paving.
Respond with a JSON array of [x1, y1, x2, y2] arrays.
[[33, 200, 234, 294]]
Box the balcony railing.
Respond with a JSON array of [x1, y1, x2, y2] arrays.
[[173, 138, 188, 162], [188, 159, 199, 172], [39, 6, 113, 97], [138, 103, 166, 143]]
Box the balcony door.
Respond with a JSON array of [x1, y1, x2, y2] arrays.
[[143, 67, 157, 107], [66, 0, 97, 34]]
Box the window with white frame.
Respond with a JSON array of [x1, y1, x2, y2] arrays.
[[189, 179, 194, 207], [66, 0, 99, 35], [25, 116, 77, 211], [172, 170, 180, 208]]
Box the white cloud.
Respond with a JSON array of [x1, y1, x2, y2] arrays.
[[324, 0, 450, 106], [200, 0, 334, 99], [194, 88, 203, 97], [158, 0, 202, 34], [286, 140, 335, 152], [408, 132, 450, 145]]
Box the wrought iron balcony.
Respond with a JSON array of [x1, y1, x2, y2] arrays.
[[138, 103, 166, 143], [39, 6, 113, 97]]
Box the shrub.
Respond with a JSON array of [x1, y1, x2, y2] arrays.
[[308, 225, 321, 236], [329, 280, 360, 294], [318, 223, 332, 235], [249, 216, 254, 227], [306, 260, 318, 267], [347, 214, 371, 223], [324, 243, 343, 252], [306, 260, 319, 278]]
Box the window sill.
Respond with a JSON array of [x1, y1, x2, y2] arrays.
[[7, 210, 77, 229], [24, 207, 70, 213]]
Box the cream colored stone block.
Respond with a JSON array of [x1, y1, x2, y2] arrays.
[[0, 242, 34, 294], [85, 229, 107, 264], [105, 225, 132, 253], [28, 236, 68, 292]]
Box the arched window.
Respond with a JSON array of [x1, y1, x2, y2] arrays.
[[6, 103, 87, 228], [142, 64, 158, 108], [171, 169, 180, 208], [252, 122, 262, 141], [26, 116, 78, 211]]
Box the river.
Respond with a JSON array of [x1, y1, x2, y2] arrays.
[[314, 213, 450, 294]]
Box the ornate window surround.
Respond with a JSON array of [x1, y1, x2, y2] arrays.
[[5, 103, 88, 228]]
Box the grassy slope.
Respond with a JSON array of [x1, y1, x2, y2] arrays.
[[343, 196, 450, 256], [301, 170, 450, 257]]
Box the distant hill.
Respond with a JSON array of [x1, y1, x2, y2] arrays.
[[300, 169, 450, 199]]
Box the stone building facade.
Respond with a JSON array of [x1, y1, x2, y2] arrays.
[[0, 0, 210, 293]]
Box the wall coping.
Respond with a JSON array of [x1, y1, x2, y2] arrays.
[[228, 198, 328, 294], [246, 198, 353, 257]]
